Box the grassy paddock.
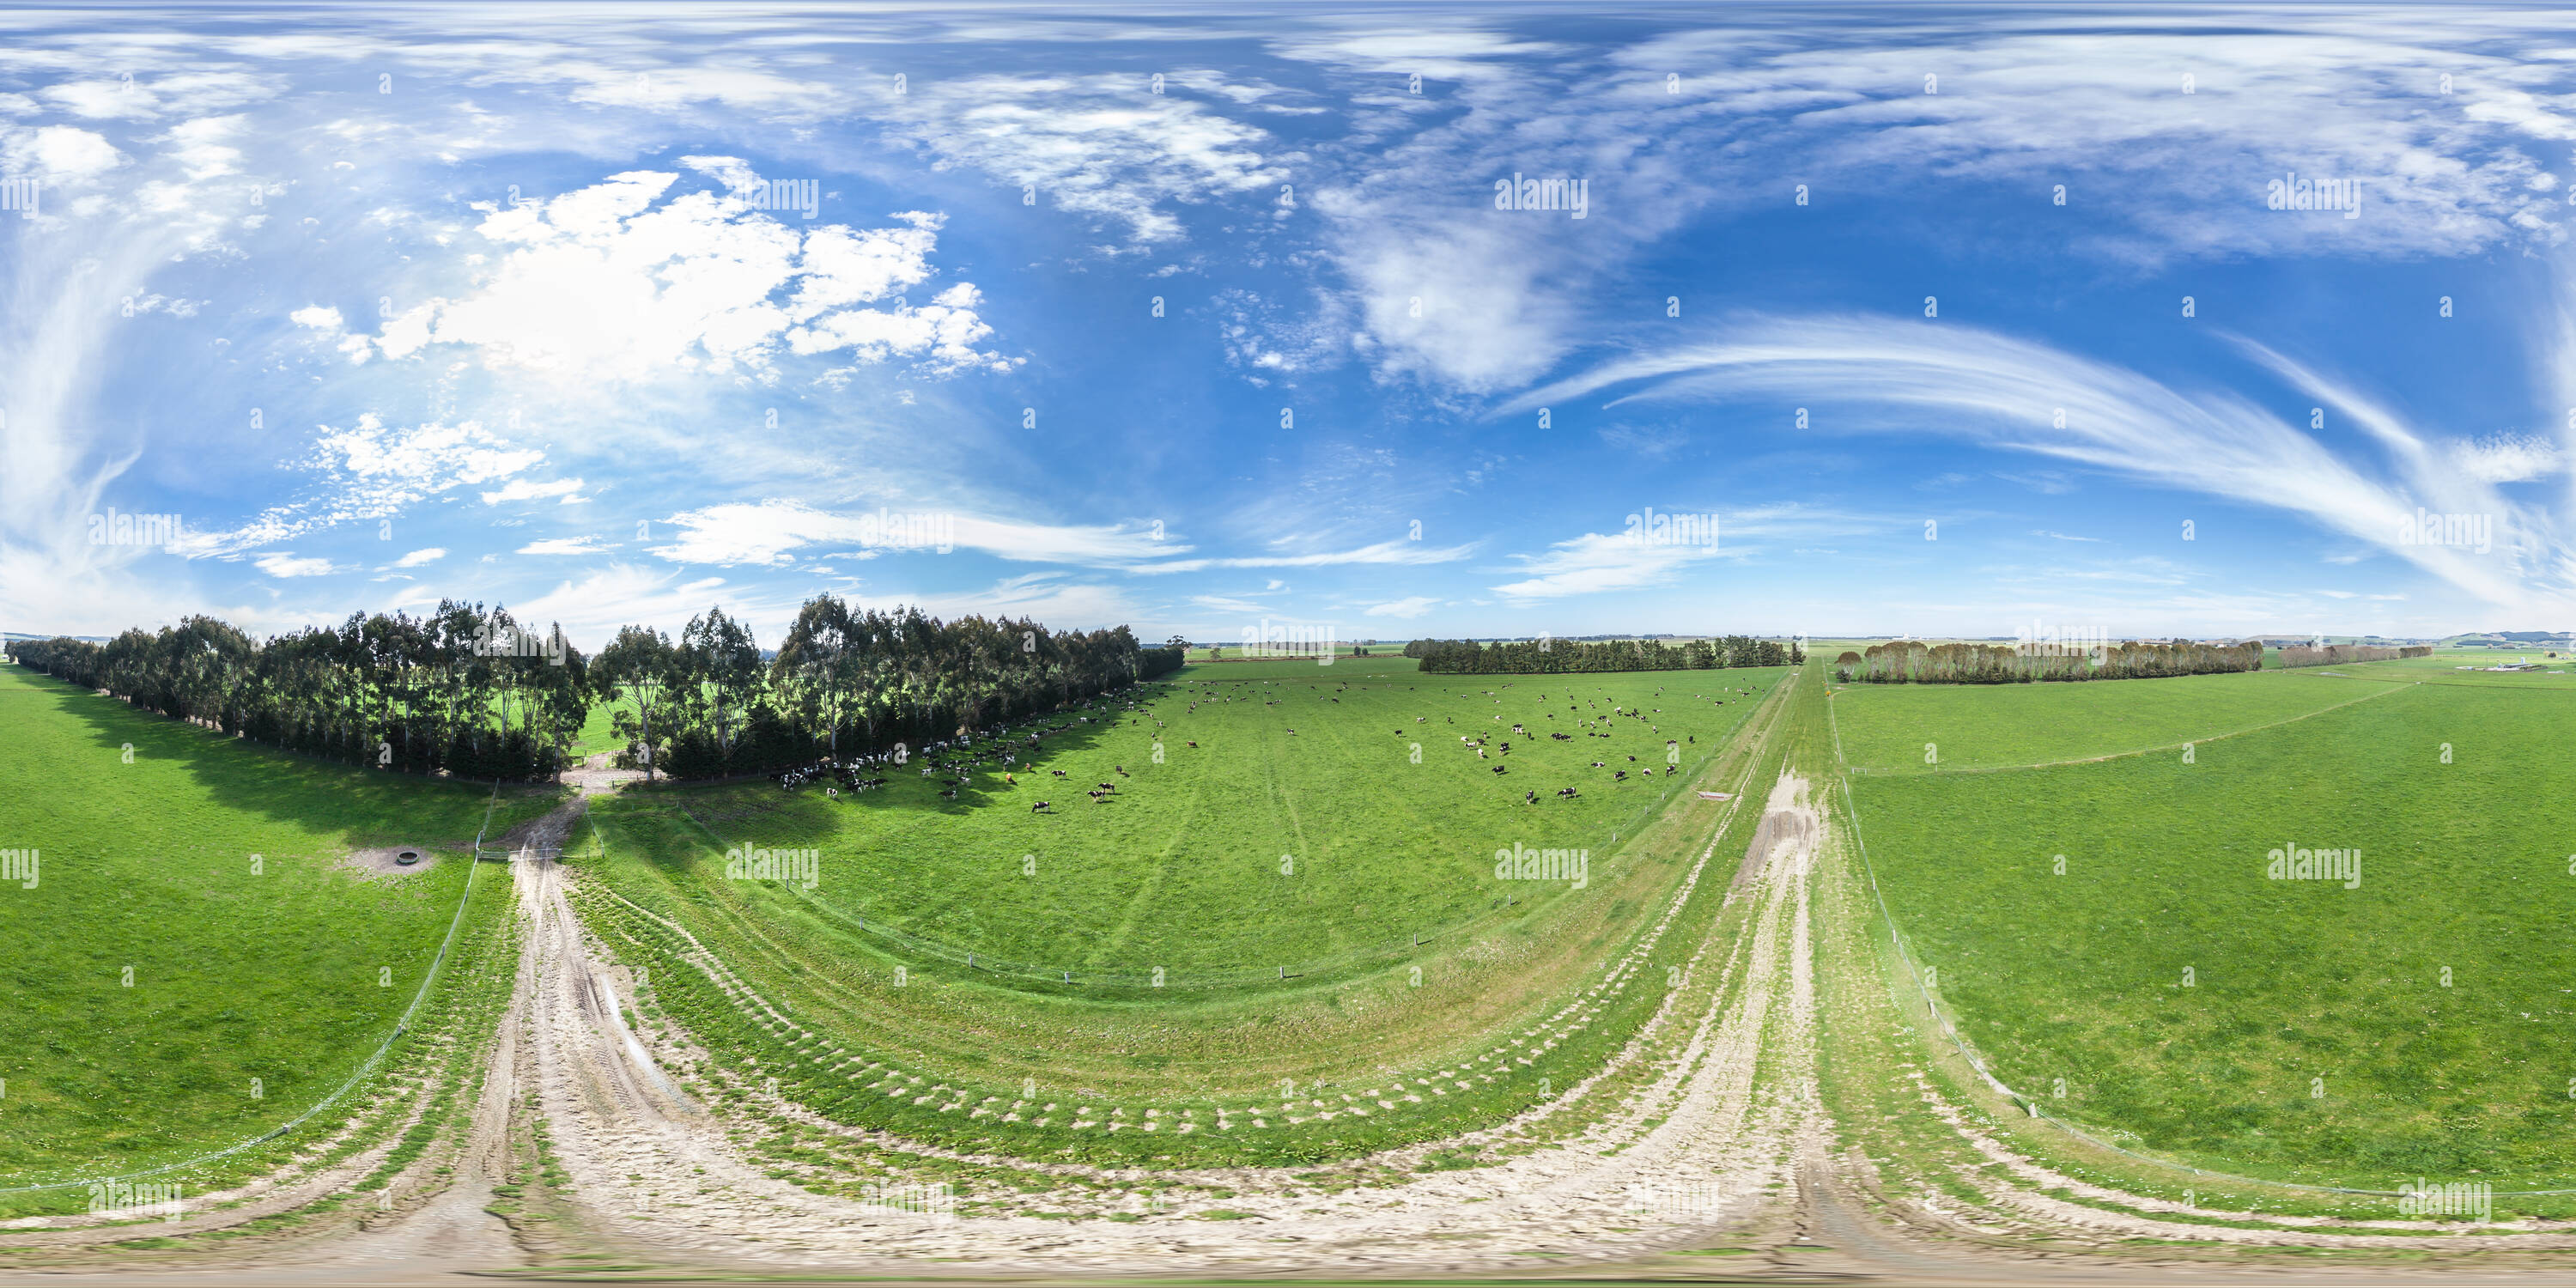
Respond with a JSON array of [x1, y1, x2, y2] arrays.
[[571, 660, 1796, 1166], [1831, 667, 2392, 775], [1843, 673, 2575, 1190], [593, 657, 1776, 977], [0, 662, 552, 1191]]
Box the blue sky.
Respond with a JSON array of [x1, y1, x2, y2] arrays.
[[3, 3, 2572, 649]]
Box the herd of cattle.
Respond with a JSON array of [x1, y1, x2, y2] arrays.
[[768, 678, 1759, 813]]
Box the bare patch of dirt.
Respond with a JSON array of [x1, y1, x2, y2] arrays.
[[337, 843, 455, 879]]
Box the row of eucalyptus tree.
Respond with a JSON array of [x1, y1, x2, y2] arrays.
[[1409, 635, 1801, 672], [5, 602, 590, 780], [1832, 638, 2263, 683], [591, 598, 1187, 781], [8, 597, 1187, 783]]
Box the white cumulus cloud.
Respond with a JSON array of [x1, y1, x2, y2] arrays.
[[361, 167, 1010, 380]]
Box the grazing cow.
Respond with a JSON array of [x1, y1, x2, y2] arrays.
[[1614, 770, 1628, 781], [1052, 769, 1069, 778], [1492, 765, 1507, 775], [1087, 790, 1104, 802], [1524, 790, 1537, 805], [1186, 740, 1199, 748], [1033, 800, 1052, 812], [1115, 765, 1128, 775], [1097, 781, 1115, 792]]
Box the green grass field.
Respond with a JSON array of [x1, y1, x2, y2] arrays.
[[2315, 647, 2576, 689], [569, 656, 1795, 1165], [0, 663, 554, 1189], [1830, 667, 2391, 775], [1841, 671, 2576, 1188], [568, 695, 623, 757], [592, 656, 1777, 978]]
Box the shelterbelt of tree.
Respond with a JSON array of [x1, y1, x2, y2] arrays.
[[1407, 635, 1803, 673], [0, 598, 1188, 786], [1833, 638, 2263, 683]]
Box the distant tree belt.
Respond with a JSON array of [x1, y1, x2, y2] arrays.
[[1830, 639, 2265, 683], [1409, 635, 1802, 673], [2277, 643, 2432, 668], [2, 598, 1188, 783]]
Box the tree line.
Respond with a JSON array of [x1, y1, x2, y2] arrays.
[[5, 605, 591, 781], [1408, 635, 1803, 674], [2277, 643, 2431, 668], [1831, 639, 2263, 683], [601, 599, 1183, 781], [5, 598, 1187, 783]]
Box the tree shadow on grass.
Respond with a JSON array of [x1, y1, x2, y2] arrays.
[[15, 665, 547, 849]]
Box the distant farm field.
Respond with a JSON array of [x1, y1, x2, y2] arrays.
[[0, 663, 553, 1189], [1831, 668, 2385, 775], [1844, 675, 2576, 1189], [592, 657, 1781, 979], [2317, 647, 2576, 689]]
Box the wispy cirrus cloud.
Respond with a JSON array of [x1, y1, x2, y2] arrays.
[[176, 417, 548, 560], [878, 73, 1296, 245], [1363, 594, 1442, 617], [1503, 313, 2568, 611], [648, 499, 1178, 568], [1135, 537, 1476, 575]]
